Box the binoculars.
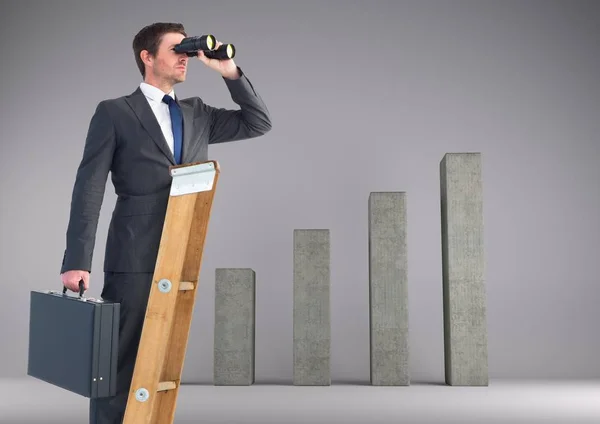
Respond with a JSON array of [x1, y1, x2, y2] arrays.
[[173, 34, 236, 60]]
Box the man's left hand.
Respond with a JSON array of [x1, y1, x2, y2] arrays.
[[197, 40, 240, 80]]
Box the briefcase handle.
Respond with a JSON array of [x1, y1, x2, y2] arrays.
[[61, 279, 85, 298]]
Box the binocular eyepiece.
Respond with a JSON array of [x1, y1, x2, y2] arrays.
[[173, 34, 236, 60]]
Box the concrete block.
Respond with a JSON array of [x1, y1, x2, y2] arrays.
[[368, 192, 410, 385], [293, 229, 331, 386], [214, 268, 256, 385], [440, 153, 488, 386]]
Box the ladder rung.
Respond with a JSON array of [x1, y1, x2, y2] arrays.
[[179, 282, 195, 291], [157, 381, 177, 392]]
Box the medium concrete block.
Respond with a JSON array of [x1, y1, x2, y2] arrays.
[[293, 229, 331, 386], [368, 192, 410, 386], [214, 268, 256, 385], [440, 153, 488, 386]]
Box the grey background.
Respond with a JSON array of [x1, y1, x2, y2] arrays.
[[1, 0, 599, 383]]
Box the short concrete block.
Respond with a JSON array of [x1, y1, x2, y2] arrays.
[[440, 153, 488, 386], [214, 268, 256, 385], [293, 229, 331, 386], [368, 192, 410, 386]]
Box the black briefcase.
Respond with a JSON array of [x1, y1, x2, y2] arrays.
[[27, 280, 120, 398]]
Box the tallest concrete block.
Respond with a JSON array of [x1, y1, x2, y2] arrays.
[[440, 153, 488, 386]]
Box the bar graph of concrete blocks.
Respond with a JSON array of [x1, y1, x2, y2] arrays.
[[212, 152, 487, 387], [213, 268, 256, 385]]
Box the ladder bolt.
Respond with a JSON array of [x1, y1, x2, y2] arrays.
[[158, 279, 172, 293], [135, 388, 150, 402]]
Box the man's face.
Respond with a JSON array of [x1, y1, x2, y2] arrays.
[[147, 32, 188, 84]]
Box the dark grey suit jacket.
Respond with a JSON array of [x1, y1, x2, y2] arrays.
[[60, 67, 271, 274]]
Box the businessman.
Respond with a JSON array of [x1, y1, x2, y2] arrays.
[[59, 22, 271, 423]]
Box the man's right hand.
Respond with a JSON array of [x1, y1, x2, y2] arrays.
[[61, 270, 90, 293]]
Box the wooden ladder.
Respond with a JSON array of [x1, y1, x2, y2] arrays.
[[123, 160, 220, 424]]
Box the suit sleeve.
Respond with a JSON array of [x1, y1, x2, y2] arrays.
[[207, 67, 272, 144], [60, 101, 116, 274]]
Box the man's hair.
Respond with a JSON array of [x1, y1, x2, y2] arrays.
[[132, 22, 187, 78]]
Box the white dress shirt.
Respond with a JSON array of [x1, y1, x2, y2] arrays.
[[139, 82, 177, 155]]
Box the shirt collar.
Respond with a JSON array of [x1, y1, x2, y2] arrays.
[[139, 82, 175, 103]]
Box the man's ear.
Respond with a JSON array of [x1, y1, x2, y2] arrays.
[[140, 50, 153, 67]]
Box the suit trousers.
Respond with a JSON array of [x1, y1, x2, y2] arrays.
[[89, 271, 153, 424]]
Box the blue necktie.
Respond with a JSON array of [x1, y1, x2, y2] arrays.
[[162, 94, 183, 164]]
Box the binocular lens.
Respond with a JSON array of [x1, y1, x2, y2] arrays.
[[205, 44, 236, 60]]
